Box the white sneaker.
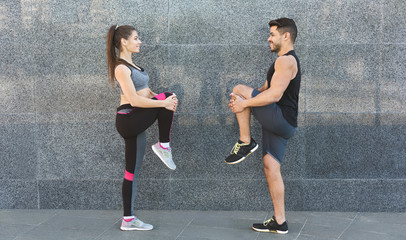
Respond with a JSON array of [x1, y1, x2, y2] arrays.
[[152, 143, 176, 170], [120, 217, 153, 231]]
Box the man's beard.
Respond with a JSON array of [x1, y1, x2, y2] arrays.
[[271, 43, 281, 53]]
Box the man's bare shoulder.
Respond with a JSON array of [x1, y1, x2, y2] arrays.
[[275, 55, 296, 69]]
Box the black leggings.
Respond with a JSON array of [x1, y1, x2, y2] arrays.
[[116, 92, 174, 216]]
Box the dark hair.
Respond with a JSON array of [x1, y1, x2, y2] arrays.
[[106, 25, 136, 86], [268, 18, 297, 43]]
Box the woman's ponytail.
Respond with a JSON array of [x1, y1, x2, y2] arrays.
[[106, 24, 137, 87], [106, 25, 119, 86]]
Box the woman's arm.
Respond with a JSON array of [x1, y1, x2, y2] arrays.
[[149, 89, 158, 98], [115, 65, 176, 109]]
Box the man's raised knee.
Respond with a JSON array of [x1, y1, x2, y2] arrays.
[[232, 84, 253, 99]]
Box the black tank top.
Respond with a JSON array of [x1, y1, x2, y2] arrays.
[[266, 50, 301, 127]]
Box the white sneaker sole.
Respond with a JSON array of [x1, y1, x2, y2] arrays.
[[251, 227, 288, 234], [152, 145, 176, 170], [225, 144, 258, 165], [120, 226, 153, 231]]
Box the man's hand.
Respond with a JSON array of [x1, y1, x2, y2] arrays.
[[229, 93, 246, 113]]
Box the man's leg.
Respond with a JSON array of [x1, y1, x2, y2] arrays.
[[225, 84, 258, 164], [231, 84, 254, 143], [263, 153, 285, 224], [252, 152, 288, 234]]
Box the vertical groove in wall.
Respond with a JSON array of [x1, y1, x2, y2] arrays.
[[29, 0, 41, 210], [37, 180, 40, 209], [375, 0, 384, 126]]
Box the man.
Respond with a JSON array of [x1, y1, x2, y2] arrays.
[[225, 18, 301, 234]]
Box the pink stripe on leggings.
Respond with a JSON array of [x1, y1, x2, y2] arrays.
[[124, 170, 134, 181]]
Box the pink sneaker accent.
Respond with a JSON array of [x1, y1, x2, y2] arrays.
[[123, 217, 134, 222], [159, 142, 170, 150]]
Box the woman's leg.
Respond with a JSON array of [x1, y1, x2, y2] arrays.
[[150, 92, 176, 170], [122, 132, 146, 216], [152, 92, 175, 143], [116, 106, 158, 230]]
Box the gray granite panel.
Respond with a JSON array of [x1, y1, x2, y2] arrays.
[[306, 44, 379, 113], [38, 179, 121, 209], [1, 2, 37, 76], [377, 114, 406, 178], [36, 116, 123, 180], [0, 73, 35, 113], [169, 0, 307, 45], [168, 179, 304, 210], [24, 0, 168, 44], [1, 0, 22, 29], [0, 180, 38, 209], [380, 44, 406, 113], [34, 74, 117, 113], [382, 0, 406, 43], [169, 179, 272, 210], [49, 1, 93, 24], [0, 114, 37, 180], [38, 179, 170, 211], [119, 0, 169, 44], [307, 0, 383, 44], [304, 179, 406, 212], [132, 178, 171, 210], [304, 113, 381, 179]]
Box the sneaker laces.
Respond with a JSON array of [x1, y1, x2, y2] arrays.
[[263, 217, 273, 226], [161, 147, 171, 157], [231, 142, 242, 154]]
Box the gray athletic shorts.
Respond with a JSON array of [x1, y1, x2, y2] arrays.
[[251, 89, 296, 164]]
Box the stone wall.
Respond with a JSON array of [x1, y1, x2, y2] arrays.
[[1, 0, 405, 211]]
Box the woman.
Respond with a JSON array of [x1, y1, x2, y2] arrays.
[[106, 24, 178, 231]]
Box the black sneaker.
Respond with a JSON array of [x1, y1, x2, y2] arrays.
[[252, 216, 288, 234], [225, 138, 258, 164]]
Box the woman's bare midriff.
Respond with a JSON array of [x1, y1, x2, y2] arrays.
[[120, 88, 152, 106]]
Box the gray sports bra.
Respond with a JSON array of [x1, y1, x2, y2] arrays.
[[116, 64, 149, 94]]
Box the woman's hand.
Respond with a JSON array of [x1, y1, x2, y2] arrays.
[[164, 94, 178, 112]]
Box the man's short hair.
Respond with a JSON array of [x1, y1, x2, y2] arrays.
[[269, 18, 297, 43]]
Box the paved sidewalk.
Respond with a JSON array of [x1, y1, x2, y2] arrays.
[[1, 210, 405, 240]]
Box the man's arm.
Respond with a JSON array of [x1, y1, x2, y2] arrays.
[[257, 79, 268, 92], [243, 56, 297, 108]]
